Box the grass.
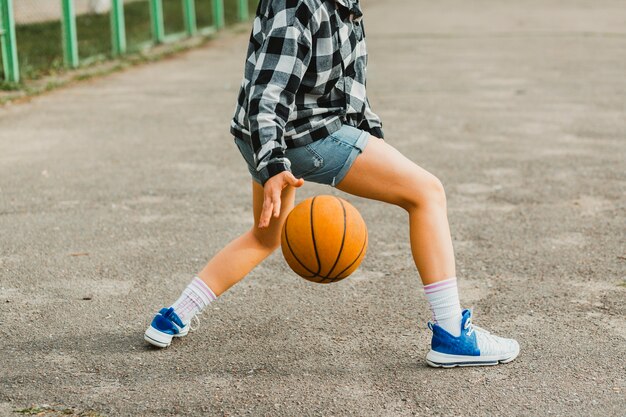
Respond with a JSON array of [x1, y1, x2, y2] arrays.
[[1, 0, 255, 81], [0, 81, 21, 91], [13, 20, 64, 79]]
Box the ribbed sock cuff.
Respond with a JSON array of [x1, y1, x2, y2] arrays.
[[191, 276, 217, 304], [424, 277, 462, 337], [171, 277, 218, 324]]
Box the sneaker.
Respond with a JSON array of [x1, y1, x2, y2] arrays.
[[144, 307, 189, 348], [426, 309, 520, 367]]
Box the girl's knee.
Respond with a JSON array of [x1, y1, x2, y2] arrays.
[[401, 171, 447, 210]]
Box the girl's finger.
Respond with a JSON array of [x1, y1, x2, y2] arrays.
[[273, 191, 281, 218], [286, 172, 304, 187], [259, 196, 273, 228]]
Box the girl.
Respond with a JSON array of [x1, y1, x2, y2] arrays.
[[144, 0, 519, 367]]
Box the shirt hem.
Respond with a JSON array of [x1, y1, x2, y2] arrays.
[[230, 116, 344, 149]]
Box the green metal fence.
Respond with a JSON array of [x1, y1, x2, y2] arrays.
[[0, 0, 254, 83], [0, 0, 19, 82]]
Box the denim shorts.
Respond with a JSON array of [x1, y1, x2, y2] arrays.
[[234, 124, 370, 187]]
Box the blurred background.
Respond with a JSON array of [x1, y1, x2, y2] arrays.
[[0, 0, 256, 82]]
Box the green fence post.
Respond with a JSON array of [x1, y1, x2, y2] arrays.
[[0, 0, 19, 82], [183, 0, 197, 36], [110, 0, 126, 55], [237, 0, 248, 22], [61, 0, 79, 68], [213, 0, 224, 29], [149, 0, 164, 43]]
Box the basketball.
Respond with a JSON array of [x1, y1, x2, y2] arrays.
[[281, 195, 368, 283]]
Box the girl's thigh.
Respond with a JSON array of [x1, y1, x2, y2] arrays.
[[335, 137, 442, 209]]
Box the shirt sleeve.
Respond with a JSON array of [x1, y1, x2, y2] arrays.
[[247, 22, 313, 185], [358, 97, 384, 139]]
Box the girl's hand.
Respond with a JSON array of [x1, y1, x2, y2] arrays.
[[258, 172, 304, 228]]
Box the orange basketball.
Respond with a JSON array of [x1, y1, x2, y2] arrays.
[[281, 195, 368, 283]]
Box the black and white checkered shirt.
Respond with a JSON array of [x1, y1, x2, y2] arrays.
[[230, 0, 384, 184]]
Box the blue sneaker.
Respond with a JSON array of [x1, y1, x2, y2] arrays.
[[144, 307, 189, 348], [426, 309, 520, 367]]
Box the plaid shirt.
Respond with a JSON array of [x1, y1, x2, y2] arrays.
[[230, 0, 384, 184]]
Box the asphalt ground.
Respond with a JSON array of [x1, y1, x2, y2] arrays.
[[1, 0, 625, 416]]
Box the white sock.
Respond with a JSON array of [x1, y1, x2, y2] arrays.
[[424, 277, 463, 337], [170, 276, 217, 324]]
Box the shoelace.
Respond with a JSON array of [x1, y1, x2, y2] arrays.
[[189, 311, 202, 332], [464, 316, 475, 336], [468, 316, 509, 355], [463, 309, 492, 336]]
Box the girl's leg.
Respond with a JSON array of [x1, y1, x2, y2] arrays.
[[336, 138, 454, 285], [197, 180, 297, 296], [145, 181, 295, 347], [337, 137, 519, 367]]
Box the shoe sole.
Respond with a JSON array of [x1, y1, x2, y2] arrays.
[[144, 326, 189, 348], [425, 346, 520, 368]]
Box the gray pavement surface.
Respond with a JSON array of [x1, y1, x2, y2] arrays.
[[1, 0, 625, 416]]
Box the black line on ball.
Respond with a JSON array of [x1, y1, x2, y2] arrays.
[[324, 197, 347, 283], [331, 231, 367, 281], [310, 196, 322, 276], [284, 214, 317, 277]]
